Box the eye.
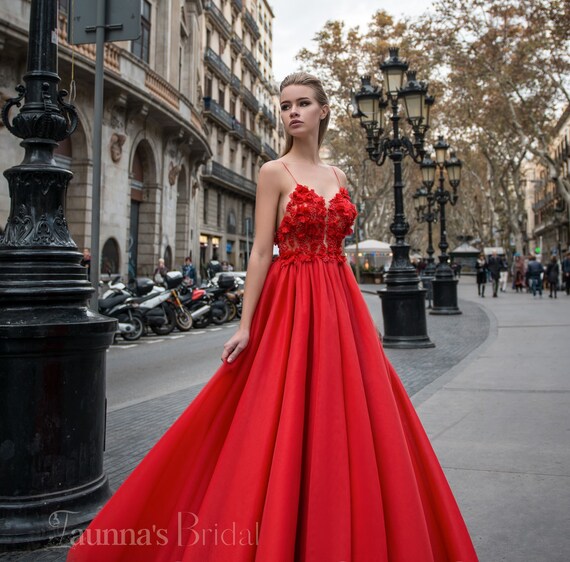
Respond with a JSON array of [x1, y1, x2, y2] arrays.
[[300, 101, 310, 106], [280, 104, 290, 111]]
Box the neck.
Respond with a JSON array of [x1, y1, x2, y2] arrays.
[[287, 135, 321, 164]]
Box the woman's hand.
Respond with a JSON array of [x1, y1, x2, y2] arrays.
[[222, 328, 250, 364]]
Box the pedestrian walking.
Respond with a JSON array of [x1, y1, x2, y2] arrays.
[[527, 255, 544, 297], [80, 247, 91, 279], [546, 256, 560, 299], [476, 253, 488, 297], [181, 256, 196, 286], [487, 251, 502, 297], [562, 251, 570, 296], [513, 254, 525, 293], [499, 255, 509, 292]]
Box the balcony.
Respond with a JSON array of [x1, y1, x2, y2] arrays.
[[244, 128, 262, 154], [204, 47, 232, 84], [230, 74, 241, 95], [243, 10, 261, 41], [232, 0, 243, 13], [229, 120, 245, 140], [204, 0, 232, 39], [202, 160, 256, 198], [261, 104, 277, 128], [242, 45, 261, 78], [241, 85, 259, 113], [262, 142, 278, 161], [230, 33, 243, 54], [203, 97, 234, 131]]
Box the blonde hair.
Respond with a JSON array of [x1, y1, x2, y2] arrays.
[[279, 72, 330, 156]]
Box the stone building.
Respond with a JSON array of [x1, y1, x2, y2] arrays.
[[527, 105, 570, 260], [0, 0, 281, 280]]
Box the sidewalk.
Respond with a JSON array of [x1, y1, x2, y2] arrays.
[[1, 278, 568, 561], [412, 278, 570, 562]]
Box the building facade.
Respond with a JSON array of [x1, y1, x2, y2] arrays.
[[0, 0, 281, 280], [528, 105, 570, 260]]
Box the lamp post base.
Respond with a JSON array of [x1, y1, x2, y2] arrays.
[[0, 307, 115, 549], [378, 286, 435, 348], [430, 277, 462, 315]]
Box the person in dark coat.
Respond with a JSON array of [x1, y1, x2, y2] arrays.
[[486, 251, 502, 297], [476, 254, 488, 297], [546, 256, 560, 299], [527, 255, 544, 297], [562, 252, 570, 296]]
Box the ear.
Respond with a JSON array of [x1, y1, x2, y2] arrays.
[[320, 104, 330, 121]]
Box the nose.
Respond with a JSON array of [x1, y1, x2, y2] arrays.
[[290, 106, 300, 117]]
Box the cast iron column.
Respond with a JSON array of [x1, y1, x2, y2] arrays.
[[378, 98, 434, 348], [431, 167, 461, 315], [0, 0, 115, 548]]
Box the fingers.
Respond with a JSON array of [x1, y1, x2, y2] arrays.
[[221, 338, 248, 363]]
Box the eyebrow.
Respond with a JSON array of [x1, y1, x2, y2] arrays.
[[280, 96, 312, 105]]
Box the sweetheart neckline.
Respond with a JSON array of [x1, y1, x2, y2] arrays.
[[276, 183, 349, 234]]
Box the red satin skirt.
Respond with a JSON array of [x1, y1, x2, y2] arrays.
[[67, 259, 478, 561]]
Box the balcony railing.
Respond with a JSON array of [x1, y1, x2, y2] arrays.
[[241, 85, 259, 113], [202, 160, 256, 198], [262, 142, 278, 161], [204, 0, 232, 39], [230, 33, 243, 54], [243, 10, 261, 41], [232, 0, 243, 11], [261, 104, 277, 128], [242, 45, 261, 77], [230, 120, 245, 140], [244, 128, 262, 153], [204, 47, 232, 83], [203, 97, 234, 131], [230, 74, 241, 95]]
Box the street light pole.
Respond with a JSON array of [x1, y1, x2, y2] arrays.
[[0, 0, 115, 548], [352, 49, 434, 348], [430, 136, 462, 315]]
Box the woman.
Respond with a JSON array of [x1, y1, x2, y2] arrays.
[[68, 73, 478, 561], [476, 253, 488, 297], [513, 254, 525, 293]]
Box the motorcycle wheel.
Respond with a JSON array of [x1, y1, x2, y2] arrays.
[[175, 308, 193, 331], [150, 304, 176, 336], [224, 298, 238, 322], [121, 313, 145, 341], [211, 304, 229, 325]]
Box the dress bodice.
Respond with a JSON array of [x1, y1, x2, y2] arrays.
[[274, 184, 358, 266]]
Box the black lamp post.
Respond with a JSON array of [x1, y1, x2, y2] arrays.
[[430, 136, 462, 315], [352, 48, 434, 348], [0, 0, 115, 548], [413, 154, 438, 307]]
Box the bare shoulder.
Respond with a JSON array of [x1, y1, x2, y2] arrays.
[[257, 159, 289, 195], [331, 166, 348, 187]]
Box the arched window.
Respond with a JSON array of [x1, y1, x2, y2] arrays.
[[101, 238, 120, 275], [164, 246, 173, 270], [227, 209, 237, 234]]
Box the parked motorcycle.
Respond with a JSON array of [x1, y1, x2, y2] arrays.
[[99, 277, 144, 341], [179, 282, 227, 328]]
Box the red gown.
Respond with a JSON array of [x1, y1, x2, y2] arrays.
[[67, 181, 478, 561]]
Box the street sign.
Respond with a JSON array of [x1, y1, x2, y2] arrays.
[[68, 0, 141, 45]]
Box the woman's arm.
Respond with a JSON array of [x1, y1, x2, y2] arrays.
[[221, 161, 283, 363]]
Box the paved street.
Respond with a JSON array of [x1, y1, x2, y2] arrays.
[[1, 277, 568, 561]]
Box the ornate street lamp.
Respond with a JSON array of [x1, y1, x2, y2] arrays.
[[352, 47, 434, 348], [0, 0, 115, 547], [430, 136, 462, 315], [413, 154, 439, 308]]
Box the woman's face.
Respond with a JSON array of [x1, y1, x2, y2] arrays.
[[280, 85, 328, 139]]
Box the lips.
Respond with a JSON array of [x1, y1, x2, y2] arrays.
[[290, 120, 303, 126]]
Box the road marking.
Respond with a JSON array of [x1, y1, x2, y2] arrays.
[[114, 344, 137, 349], [169, 335, 185, 339], [209, 327, 222, 332], [145, 339, 164, 344], [190, 331, 206, 335]]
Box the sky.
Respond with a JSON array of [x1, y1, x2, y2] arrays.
[[271, 0, 435, 82]]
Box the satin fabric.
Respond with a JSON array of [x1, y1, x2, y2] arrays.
[[67, 183, 478, 561]]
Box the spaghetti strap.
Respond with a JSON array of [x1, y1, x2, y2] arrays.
[[331, 166, 342, 187], [281, 162, 298, 185]]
